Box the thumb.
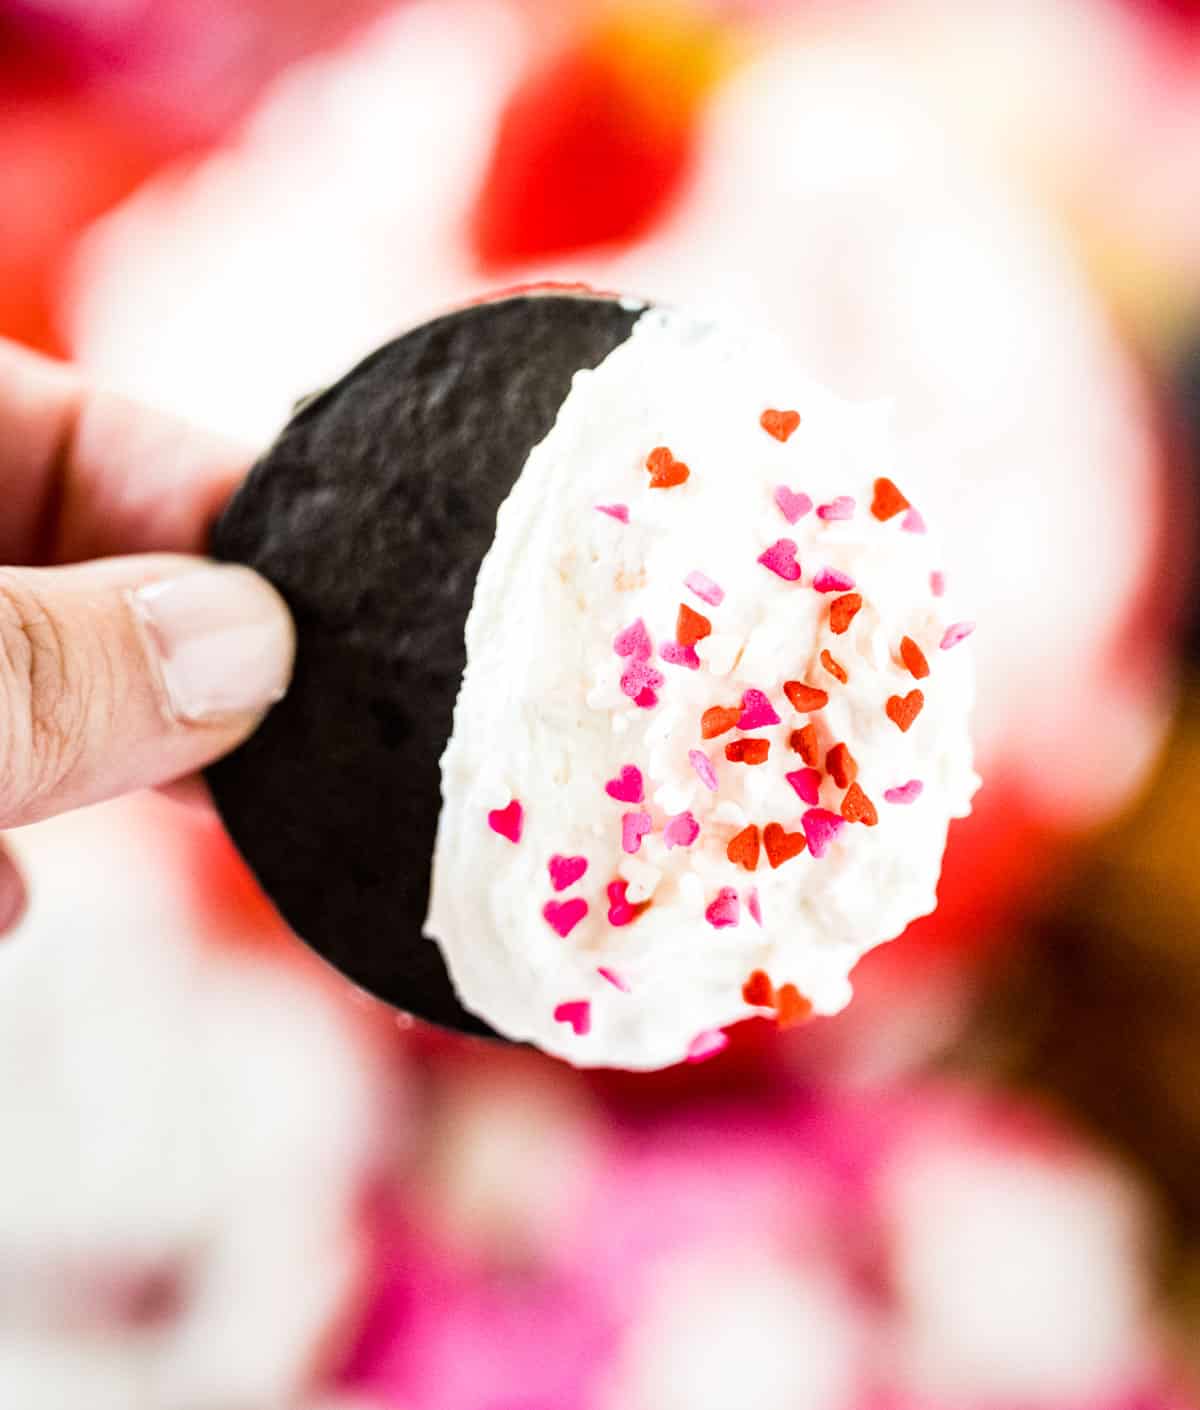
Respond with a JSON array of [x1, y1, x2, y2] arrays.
[[0, 555, 294, 829]]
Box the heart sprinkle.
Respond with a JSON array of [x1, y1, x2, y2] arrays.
[[817, 496, 855, 521], [760, 408, 801, 442], [726, 824, 761, 872], [758, 538, 802, 581], [930, 571, 946, 598], [685, 570, 725, 606], [829, 593, 862, 634], [840, 782, 878, 826], [763, 822, 807, 869], [595, 503, 630, 523], [813, 566, 855, 594], [676, 603, 713, 647], [801, 808, 845, 859], [660, 641, 701, 670], [622, 811, 653, 854], [742, 970, 774, 1006], [598, 966, 631, 992], [705, 887, 741, 929], [886, 690, 925, 732], [940, 621, 975, 650], [543, 898, 588, 938], [701, 705, 741, 739], [554, 1000, 591, 1035], [738, 688, 781, 730], [646, 445, 689, 488], [900, 635, 930, 679], [620, 659, 665, 701], [548, 854, 588, 891], [664, 811, 700, 850], [902, 507, 926, 534], [725, 739, 770, 765], [606, 880, 649, 927], [790, 725, 820, 765], [871, 476, 910, 521], [613, 618, 652, 660], [746, 888, 763, 926], [634, 687, 659, 710], [774, 485, 813, 524], [786, 768, 822, 805], [487, 799, 523, 843], [826, 743, 858, 789], [884, 779, 924, 805], [783, 682, 828, 713], [686, 1029, 729, 1062], [605, 765, 644, 804], [689, 749, 719, 792], [775, 984, 813, 1030], [820, 649, 848, 684]]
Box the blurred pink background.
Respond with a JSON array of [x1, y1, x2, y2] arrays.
[[2, 1, 1200, 1406]]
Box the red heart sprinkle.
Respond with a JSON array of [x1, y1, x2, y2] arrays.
[[726, 824, 761, 872], [775, 984, 813, 1030], [701, 705, 741, 739], [742, 969, 775, 1006], [548, 854, 588, 891], [826, 742, 858, 789], [605, 765, 644, 804], [829, 593, 863, 635], [606, 880, 649, 927], [886, 690, 925, 732], [841, 782, 878, 826], [487, 799, 523, 843], [900, 635, 930, 679], [725, 739, 770, 765], [790, 724, 819, 765], [783, 682, 828, 713], [553, 999, 591, 1035], [646, 445, 689, 488], [763, 822, 807, 869], [820, 649, 848, 684], [871, 476, 910, 521], [676, 603, 713, 647], [760, 408, 801, 442], [543, 897, 588, 938]]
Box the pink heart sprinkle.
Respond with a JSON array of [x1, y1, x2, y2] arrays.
[[621, 659, 665, 701], [813, 567, 855, 593], [930, 570, 946, 597], [685, 570, 725, 606], [542, 897, 588, 938], [774, 485, 813, 525], [940, 620, 975, 650], [595, 503, 630, 523], [605, 765, 644, 804], [884, 779, 924, 805], [660, 641, 701, 670], [622, 811, 653, 855], [802, 807, 845, 859], [746, 887, 763, 927], [902, 507, 926, 533], [817, 496, 855, 521], [598, 966, 630, 992], [554, 1000, 591, 1036], [705, 887, 740, 929], [738, 688, 780, 730], [758, 538, 802, 581], [663, 811, 699, 850], [613, 618, 652, 660], [688, 749, 719, 792], [634, 687, 659, 710], [487, 799, 523, 843], [606, 880, 638, 927], [686, 1029, 729, 1063], [785, 768, 822, 805], [548, 854, 588, 891]]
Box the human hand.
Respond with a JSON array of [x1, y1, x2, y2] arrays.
[[0, 338, 294, 931]]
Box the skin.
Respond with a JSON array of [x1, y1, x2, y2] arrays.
[[0, 338, 295, 932]]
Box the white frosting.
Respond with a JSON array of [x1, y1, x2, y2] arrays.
[[426, 310, 977, 1068]]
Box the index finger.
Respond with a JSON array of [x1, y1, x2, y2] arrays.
[[0, 338, 252, 566]]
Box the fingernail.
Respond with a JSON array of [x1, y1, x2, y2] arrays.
[[133, 566, 295, 723]]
